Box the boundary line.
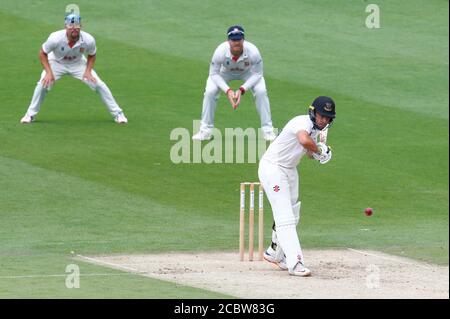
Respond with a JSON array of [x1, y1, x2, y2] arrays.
[[75, 254, 145, 273], [0, 273, 137, 279]]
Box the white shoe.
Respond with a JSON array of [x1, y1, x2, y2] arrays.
[[114, 112, 128, 124], [288, 261, 311, 277], [20, 114, 34, 124], [192, 129, 212, 141], [263, 249, 287, 270], [262, 130, 277, 142]]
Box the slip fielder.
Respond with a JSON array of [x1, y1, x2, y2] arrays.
[[192, 25, 276, 142], [20, 13, 127, 124]]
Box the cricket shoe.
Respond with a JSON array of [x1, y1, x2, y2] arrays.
[[114, 112, 128, 124], [20, 114, 34, 124], [192, 129, 212, 141], [263, 249, 287, 270], [288, 261, 311, 277], [262, 130, 277, 142]]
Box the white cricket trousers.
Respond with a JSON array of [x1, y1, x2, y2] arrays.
[[258, 159, 305, 269], [199, 73, 273, 133], [25, 60, 123, 118]]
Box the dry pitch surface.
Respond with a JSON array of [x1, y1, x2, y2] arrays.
[[78, 249, 449, 299]]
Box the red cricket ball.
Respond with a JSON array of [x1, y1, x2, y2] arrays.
[[365, 207, 373, 216]]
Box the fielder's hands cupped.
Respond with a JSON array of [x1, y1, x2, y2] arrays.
[[227, 89, 238, 109], [83, 71, 97, 84], [233, 89, 242, 109], [41, 72, 55, 88]]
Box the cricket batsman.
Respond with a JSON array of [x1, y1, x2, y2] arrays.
[[258, 96, 336, 276], [20, 13, 128, 124], [192, 25, 276, 141]]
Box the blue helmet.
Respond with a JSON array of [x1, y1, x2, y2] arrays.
[[65, 13, 81, 26]]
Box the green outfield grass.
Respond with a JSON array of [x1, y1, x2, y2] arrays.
[[0, 0, 448, 298]]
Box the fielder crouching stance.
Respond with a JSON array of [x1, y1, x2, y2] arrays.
[[258, 96, 336, 276], [20, 13, 127, 124]]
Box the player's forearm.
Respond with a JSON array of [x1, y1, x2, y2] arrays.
[[209, 55, 230, 92], [297, 131, 319, 154], [241, 61, 263, 91], [210, 74, 230, 92], [241, 73, 262, 91], [39, 49, 53, 75], [302, 139, 319, 154], [85, 54, 96, 72]]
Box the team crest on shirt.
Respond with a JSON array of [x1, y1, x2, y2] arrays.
[[244, 61, 249, 66], [273, 185, 280, 192], [79, 48, 85, 53]]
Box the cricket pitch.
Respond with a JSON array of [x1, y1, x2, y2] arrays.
[[77, 249, 449, 299]]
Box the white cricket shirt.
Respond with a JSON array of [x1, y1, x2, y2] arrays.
[[209, 40, 263, 92], [262, 115, 320, 168], [42, 30, 96, 64]]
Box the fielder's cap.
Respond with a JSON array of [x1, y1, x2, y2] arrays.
[[311, 96, 336, 118], [227, 25, 245, 40], [65, 13, 81, 26]]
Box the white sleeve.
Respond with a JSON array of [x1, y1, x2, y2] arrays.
[[209, 46, 230, 93], [87, 37, 97, 56], [42, 33, 57, 54], [288, 117, 312, 135], [241, 48, 263, 91]]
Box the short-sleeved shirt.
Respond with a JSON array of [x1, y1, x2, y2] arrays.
[[42, 30, 96, 64], [262, 115, 320, 168]]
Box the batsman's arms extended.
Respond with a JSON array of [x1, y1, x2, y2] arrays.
[[39, 49, 54, 88], [83, 54, 97, 83], [298, 130, 332, 164], [297, 130, 320, 157], [297, 129, 331, 158]]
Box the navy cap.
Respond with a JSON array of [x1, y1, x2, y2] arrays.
[[227, 25, 245, 40], [311, 96, 336, 118]]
